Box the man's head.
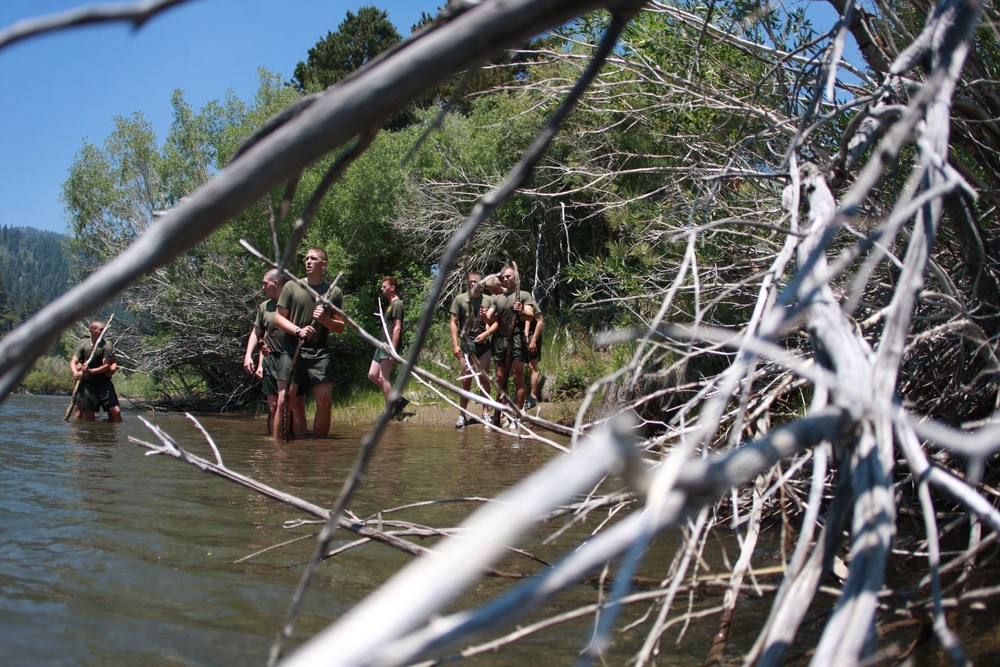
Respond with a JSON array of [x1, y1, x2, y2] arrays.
[[89, 321, 105, 341], [482, 275, 502, 295], [380, 276, 399, 299], [500, 265, 517, 292], [262, 270, 286, 300], [304, 248, 328, 279], [467, 272, 482, 296]]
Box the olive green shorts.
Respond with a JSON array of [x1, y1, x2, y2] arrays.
[[492, 333, 528, 366], [277, 347, 335, 387], [82, 380, 120, 413], [262, 354, 307, 396]]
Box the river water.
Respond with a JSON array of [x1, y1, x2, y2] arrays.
[[2, 395, 692, 666], [12, 395, 993, 666]]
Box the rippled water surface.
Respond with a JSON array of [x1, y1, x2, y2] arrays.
[[1, 395, 673, 666], [9, 394, 999, 666]]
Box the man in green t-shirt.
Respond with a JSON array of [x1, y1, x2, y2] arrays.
[[484, 265, 536, 427], [448, 271, 493, 427], [273, 248, 345, 439], [70, 320, 123, 422], [243, 269, 291, 435], [368, 276, 408, 417]]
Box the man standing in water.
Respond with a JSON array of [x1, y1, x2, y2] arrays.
[[449, 271, 494, 427], [243, 269, 291, 435], [485, 265, 535, 427], [70, 320, 123, 422], [273, 248, 344, 439], [368, 276, 408, 418]]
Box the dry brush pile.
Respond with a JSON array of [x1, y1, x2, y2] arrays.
[[3, 1, 1000, 666]]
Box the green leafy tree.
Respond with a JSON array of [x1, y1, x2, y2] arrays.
[[60, 78, 290, 409], [291, 6, 401, 93], [0, 274, 13, 335]]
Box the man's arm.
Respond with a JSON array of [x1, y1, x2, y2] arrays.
[[89, 355, 115, 377], [530, 312, 544, 344], [244, 325, 263, 374], [390, 316, 402, 352], [70, 350, 85, 380], [450, 313, 462, 357], [529, 312, 544, 355], [483, 307, 499, 338], [312, 305, 344, 333], [275, 307, 313, 340], [521, 292, 535, 321]]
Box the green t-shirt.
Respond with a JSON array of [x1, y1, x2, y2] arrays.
[[492, 290, 537, 338], [277, 280, 344, 359], [383, 296, 404, 348], [254, 298, 284, 352], [74, 338, 116, 384], [449, 291, 492, 340]]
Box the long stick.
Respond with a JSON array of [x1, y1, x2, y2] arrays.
[[282, 275, 343, 440], [64, 313, 115, 421]]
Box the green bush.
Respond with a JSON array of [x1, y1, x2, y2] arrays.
[[19, 356, 73, 394]]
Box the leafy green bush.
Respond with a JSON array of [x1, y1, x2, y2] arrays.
[[19, 356, 73, 394]]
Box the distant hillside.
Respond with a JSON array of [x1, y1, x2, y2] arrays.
[[0, 226, 73, 331]]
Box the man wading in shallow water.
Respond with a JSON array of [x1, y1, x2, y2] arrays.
[[449, 271, 494, 427], [273, 248, 344, 439], [484, 265, 535, 429], [243, 269, 292, 435], [70, 320, 123, 422]]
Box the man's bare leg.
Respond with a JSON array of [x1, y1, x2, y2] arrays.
[[313, 382, 333, 438]]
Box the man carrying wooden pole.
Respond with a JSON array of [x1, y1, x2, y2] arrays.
[[67, 316, 122, 422], [272, 248, 345, 439], [484, 264, 535, 428]]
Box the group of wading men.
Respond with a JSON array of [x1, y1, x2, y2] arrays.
[[68, 248, 544, 435], [244, 250, 544, 437]]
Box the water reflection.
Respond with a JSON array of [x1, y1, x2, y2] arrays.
[[0, 395, 648, 666]]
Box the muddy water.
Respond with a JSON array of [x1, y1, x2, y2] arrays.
[[5, 394, 992, 666], [0, 395, 697, 666]]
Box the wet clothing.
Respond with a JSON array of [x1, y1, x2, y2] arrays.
[[373, 296, 404, 363], [82, 380, 120, 413], [450, 291, 493, 358], [277, 280, 344, 387], [73, 337, 119, 413], [491, 290, 536, 366]]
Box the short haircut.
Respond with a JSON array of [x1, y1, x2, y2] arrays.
[[467, 271, 481, 280], [382, 276, 399, 289], [306, 247, 328, 261], [482, 276, 501, 291]]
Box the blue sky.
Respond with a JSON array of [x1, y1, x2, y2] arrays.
[[0, 0, 441, 235]]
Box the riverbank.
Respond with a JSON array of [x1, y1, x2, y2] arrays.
[[324, 396, 583, 429]]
